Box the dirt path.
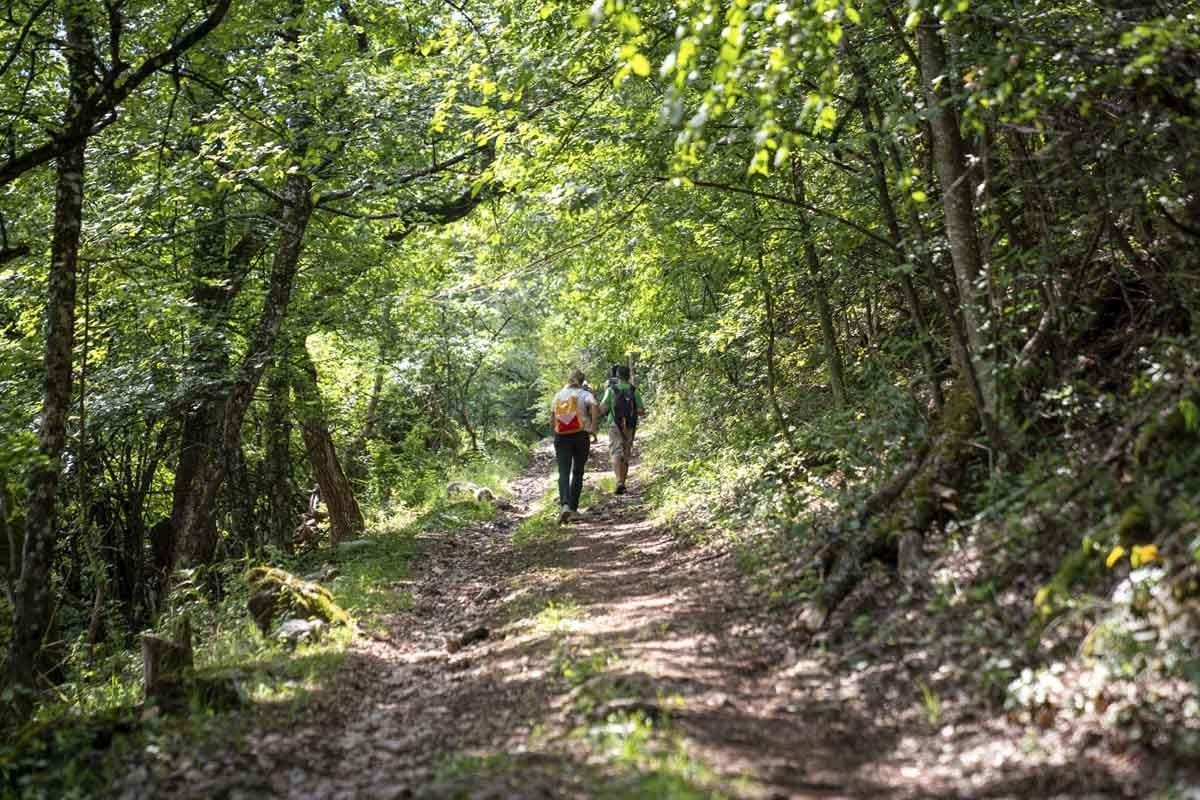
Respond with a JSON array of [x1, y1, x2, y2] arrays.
[[112, 443, 1157, 799], [111, 444, 864, 798]]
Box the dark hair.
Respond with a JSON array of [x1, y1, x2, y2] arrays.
[[615, 364, 631, 380]]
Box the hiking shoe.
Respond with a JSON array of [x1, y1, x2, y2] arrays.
[[558, 505, 571, 524], [615, 484, 626, 495]]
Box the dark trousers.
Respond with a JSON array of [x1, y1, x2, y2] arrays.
[[554, 432, 590, 510]]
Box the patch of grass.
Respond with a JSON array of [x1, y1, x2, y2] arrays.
[[581, 711, 732, 799], [918, 679, 942, 727], [534, 597, 583, 635], [504, 593, 584, 638], [417, 497, 498, 531], [577, 482, 612, 513], [447, 445, 528, 499], [556, 646, 616, 687], [435, 751, 521, 782], [324, 517, 420, 633], [431, 712, 732, 800]]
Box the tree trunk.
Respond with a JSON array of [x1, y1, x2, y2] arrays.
[[757, 245, 794, 447], [142, 615, 193, 703], [849, 62, 945, 411], [172, 0, 312, 568], [265, 359, 297, 552], [175, 173, 313, 567], [880, 133, 990, 429], [167, 185, 233, 574], [791, 154, 848, 408], [226, 444, 257, 555], [10, 6, 93, 695], [294, 342, 364, 546], [916, 16, 996, 423], [1, 477, 19, 606]]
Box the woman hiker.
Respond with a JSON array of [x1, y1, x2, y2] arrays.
[[550, 368, 599, 523]]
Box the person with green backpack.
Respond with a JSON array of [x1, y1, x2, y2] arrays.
[[599, 364, 644, 495]]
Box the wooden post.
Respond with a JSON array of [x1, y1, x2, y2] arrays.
[[142, 614, 193, 702]]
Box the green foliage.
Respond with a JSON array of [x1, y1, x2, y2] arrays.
[[535, 598, 583, 636], [580, 711, 727, 800], [2, 0, 1200, 784]]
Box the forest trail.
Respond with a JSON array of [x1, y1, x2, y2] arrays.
[[116, 443, 896, 799], [111, 444, 1145, 800]]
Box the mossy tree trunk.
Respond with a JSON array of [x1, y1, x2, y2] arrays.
[[10, 4, 93, 696]]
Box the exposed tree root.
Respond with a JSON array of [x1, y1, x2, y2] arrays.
[[802, 388, 981, 630]]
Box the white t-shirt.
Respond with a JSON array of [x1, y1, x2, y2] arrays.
[[552, 386, 595, 434]]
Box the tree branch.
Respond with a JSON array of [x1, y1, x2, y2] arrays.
[[0, 0, 232, 187], [652, 176, 899, 253]]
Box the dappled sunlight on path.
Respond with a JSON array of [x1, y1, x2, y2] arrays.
[[399, 441, 902, 799], [109, 441, 1147, 799]]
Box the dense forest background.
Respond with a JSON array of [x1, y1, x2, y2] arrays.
[[1, 0, 1199, 795]]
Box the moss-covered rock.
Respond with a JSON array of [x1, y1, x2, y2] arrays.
[[245, 566, 350, 635]]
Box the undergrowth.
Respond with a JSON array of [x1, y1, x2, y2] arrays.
[[637, 335, 1200, 776], [1, 444, 531, 799]]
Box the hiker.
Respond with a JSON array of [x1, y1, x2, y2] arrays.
[[599, 364, 644, 495], [550, 368, 599, 523]]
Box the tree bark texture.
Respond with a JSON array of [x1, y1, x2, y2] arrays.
[[167, 187, 234, 574], [10, 5, 93, 694], [295, 343, 365, 546]]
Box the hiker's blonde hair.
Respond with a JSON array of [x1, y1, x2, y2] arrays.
[[568, 368, 585, 387]]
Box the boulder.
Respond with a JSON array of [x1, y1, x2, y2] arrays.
[[245, 566, 350, 636], [274, 618, 327, 646], [447, 481, 512, 508]]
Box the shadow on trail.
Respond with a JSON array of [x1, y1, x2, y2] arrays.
[[422, 443, 904, 798], [106, 441, 1146, 799]]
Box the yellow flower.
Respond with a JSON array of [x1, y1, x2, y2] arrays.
[[1105, 545, 1127, 569], [1130, 544, 1159, 568]]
